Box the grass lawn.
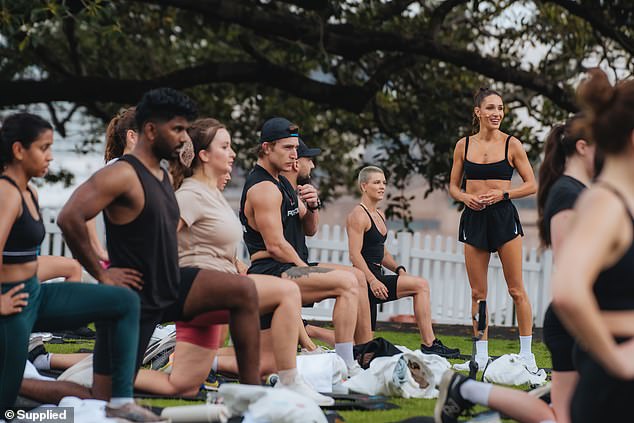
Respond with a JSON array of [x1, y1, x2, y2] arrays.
[[46, 330, 551, 423]]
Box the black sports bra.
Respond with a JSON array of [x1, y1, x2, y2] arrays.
[[1, 175, 45, 264], [359, 204, 387, 266], [463, 135, 514, 181], [593, 183, 634, 311]]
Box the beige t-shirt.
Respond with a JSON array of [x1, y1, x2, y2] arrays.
[[176, 178, 242, 274]]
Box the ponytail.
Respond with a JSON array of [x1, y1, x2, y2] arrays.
[[104, 107, 136, 163], [537, 114, 585, 246], [576, 68, 634, 154]]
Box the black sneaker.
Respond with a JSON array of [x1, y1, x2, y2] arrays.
[[51, 326, 96, 339], [421, 339, 461, 359], [434, 370, 473, 423]]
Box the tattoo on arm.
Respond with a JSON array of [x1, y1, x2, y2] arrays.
[[283, 266, 333, 279]]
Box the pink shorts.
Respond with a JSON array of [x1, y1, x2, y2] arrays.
[[176, 310, 230, 349]]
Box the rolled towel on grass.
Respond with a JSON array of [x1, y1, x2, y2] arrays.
[[160, 404, 230, 423]]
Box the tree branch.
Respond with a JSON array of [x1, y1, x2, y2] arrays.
[[544, 0, 634, 55], [0, 61, 373, 112], [429, 0, 470, 38], [136, 0, 577, 111], [62, 15, 83, 76]]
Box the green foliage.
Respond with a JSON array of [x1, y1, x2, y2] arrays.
[[0, 0, 632, 225]]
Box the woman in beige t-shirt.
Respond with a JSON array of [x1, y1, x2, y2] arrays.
[[168, 118, 332, 405]]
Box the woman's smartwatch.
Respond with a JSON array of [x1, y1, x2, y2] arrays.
[[503, 191, 510, 201]]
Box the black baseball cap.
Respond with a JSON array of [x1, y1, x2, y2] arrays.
[[259, 117, 299, 143], [297, 138, 321, 158]]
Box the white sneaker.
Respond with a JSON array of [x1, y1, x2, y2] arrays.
[[453, 356, 490, 372], [346, 361, 364, 378], [520, 353, 538, 373], [275, 376, 335, 406]]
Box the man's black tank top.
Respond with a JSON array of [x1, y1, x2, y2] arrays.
[[0, 175, 45, 264], [593, 183, 634, 311], [359, 204, 387, 266], [239, 164, 303, 258], [104, 155, 180, 313]]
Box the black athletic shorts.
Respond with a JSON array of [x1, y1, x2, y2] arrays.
[[458, 199, 523, 252], [571, 339, 634, 423], [248, 258, 294, 277], [367, 264, 399, 330], [136, 266, 200, 369], [542, 303, 575, 371], [248, 259, 319, 329]]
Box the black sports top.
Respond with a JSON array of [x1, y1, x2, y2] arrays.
[[542, 175, 586, 246], [593, 183, 634, 311], [104, 155, 180, 313], [463, 135, 514, 180], [1, 176, 45, 264], [239, 165, 303, 258], [359, 204, 387, 266]]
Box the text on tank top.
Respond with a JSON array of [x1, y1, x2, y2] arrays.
[[104, 155, 180, 312], [239, 164, 304, 258]]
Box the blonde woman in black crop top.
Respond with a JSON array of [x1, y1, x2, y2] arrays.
[[347, 166, 460, 358], [551, 70, 634, 422], [448, 88, 537, 372]]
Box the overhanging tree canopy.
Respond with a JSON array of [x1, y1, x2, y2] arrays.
[[1, 0, 632, 218]]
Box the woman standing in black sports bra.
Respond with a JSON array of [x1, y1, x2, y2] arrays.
[[552, 69, 634, 422], [449, 88, 537, 371], [347, 166, 460, 358]]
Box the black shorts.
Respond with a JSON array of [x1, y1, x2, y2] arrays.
[[458, 199, 523, 252], [571, 340, 634, 423], [248, 258, 294, 277], [367, 264, 399, 330], [248, 259, 319, 329], [136, 266, 200, 369], [542, 303, 575, 371]]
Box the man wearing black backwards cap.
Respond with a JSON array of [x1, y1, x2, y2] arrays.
[[280, 139, 375, 347], [239, 118, 363, 377]]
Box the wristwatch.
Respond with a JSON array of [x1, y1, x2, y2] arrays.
[[503, 191, 510, 201], [307, 198, 322, 212]]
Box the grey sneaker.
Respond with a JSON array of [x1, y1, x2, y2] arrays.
[[28, 336, 47, 363], [434, 370, 474, 423], [105, 402, 168, 422]]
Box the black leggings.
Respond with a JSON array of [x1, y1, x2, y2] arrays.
[[571, 342, 634, 422], [0, 276, 140, 411]]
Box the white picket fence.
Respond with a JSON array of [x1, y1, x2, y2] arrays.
[[42, 208, 553, 328], [288, 224, 553, 327]]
